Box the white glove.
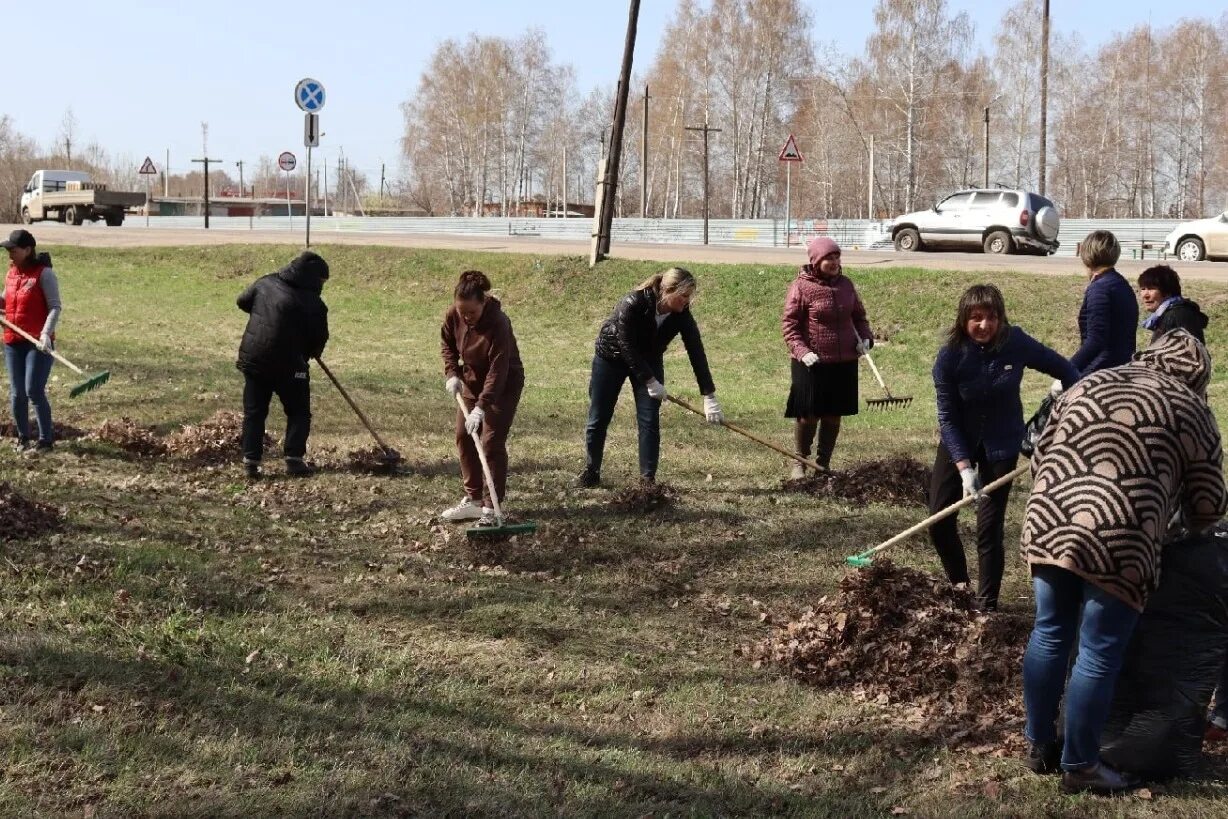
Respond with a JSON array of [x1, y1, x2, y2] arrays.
[[856, 337, 872, 356], [645, 378, 666, 401], [445, 376, 461, 396], [38, 333, 53, 352], [960, 467, 983, 500], [1050, 378, 1065, 398], [464, 406, 485, 435], [801, 351, 819, 367], [703, 394, 723, 424]]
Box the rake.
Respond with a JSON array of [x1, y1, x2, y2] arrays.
[[0, 317, 110, 397], [859, 336, 912, 410], [667, 395, 831, 475], [314, 356, 404, 467], [845, 464, 1029, 567], [455, 393, 538, 539]]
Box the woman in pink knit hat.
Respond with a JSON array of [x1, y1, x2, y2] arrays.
[[781, 236, 873, 477]]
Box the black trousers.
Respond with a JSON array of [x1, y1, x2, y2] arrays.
[[928, 441, 1018, 609], [242, 369, 311, 461]]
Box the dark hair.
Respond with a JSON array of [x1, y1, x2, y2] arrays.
[[1138, 264, 1182, 298], [455, 270, 492, 302], [946, 284, 1010, 349]]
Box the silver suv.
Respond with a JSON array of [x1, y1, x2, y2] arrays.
[[890, 189, 1061, 255]]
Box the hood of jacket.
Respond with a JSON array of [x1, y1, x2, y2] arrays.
[[1133, 328, 1211, 395], [796, 264, 843, 286], [471, 295, 506, 331], [277, 251, 330, 294]]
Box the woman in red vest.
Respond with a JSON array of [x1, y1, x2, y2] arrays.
[[1, 230, 61, 454]]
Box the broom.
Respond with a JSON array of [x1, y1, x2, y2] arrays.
[[454, 393, 537, 538], [0, 317, 110, 397]]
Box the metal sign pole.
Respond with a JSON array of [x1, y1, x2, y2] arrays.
[[306, 146, 312, 247], [286, 169, 292, 228], [785, 162, 791, 248], [145, 176, 151, 227]]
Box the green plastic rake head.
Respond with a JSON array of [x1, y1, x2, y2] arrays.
[[69, 370, 111, 398], [466, 520, 538, 539]]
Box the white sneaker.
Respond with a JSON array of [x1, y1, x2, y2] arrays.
[[789, 460, 807, 480], [440, 497, 483, 522], [475, 508, 498, 527]]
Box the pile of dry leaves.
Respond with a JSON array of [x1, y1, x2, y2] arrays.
[[162, 411, 271, 464], [783, 455, 930, 506], [750, 560, 1029, 745], [609, 480, 676, 513], [90, 418, 166, 457], [344, 445, 403, 473], [0, 481, 62, 541]]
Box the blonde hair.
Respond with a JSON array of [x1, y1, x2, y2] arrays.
[[637, 266, 696, 299], [1079, 230, 1121, 270]]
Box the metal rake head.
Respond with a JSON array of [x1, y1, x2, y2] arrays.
[[866, 394, 913, 410]]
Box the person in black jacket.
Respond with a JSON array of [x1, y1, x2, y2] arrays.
[[1138, 264, 1208, 343], [576, 267, 723, 487], [235, 250, 330, 479]]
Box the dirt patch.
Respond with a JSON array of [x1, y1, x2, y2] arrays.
[[0, 421, 88, 441], [162, 410, 271, 465], [609, 481, 676, 513], [749, 560, 1028, 746], [783, 455, 930, 506], [89, 418, 167, 456], [344, 445, 404, 474], [0, 482, 62, 541]]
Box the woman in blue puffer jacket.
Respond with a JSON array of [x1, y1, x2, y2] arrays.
[[929, 284, 1079, 611]]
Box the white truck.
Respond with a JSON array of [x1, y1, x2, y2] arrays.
[[20, 169, 146, 226]]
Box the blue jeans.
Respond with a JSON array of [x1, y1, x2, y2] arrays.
[[5, 341, 55, 445], [584, 355, 661, 479], [1023, 564, 1140, 770]]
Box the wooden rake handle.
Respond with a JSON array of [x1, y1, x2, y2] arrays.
[[855, 463, 1030, 560], [0, 316, 84, 374], [855, 334, 892, 398], [314, 357, 394, 453], [455, 392, 503, 523], [666, 394, 830, 474]]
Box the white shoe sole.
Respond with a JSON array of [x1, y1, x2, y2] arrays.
[[441, 507, 483, 522]]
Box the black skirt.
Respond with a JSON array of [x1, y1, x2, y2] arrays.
[[785, 359, 859, 418]]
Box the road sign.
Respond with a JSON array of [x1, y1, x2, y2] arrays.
[[779, 134, 803, 162], [304, 113, 320, 148], [278, 151, 297, 172], [295, 78, 326, 112], [138, 157, 157, 175]]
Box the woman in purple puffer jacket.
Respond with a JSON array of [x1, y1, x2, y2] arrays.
[[781, 237, 873, 476]]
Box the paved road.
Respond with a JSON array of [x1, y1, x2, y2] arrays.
[[10, 222, 1228, 283]]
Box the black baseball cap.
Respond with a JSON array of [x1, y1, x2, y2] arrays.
[[0, 229, 35, 249]]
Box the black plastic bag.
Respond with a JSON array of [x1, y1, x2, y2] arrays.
[[1099, 527, 1228, 779], [1020, 395, 1055, 457]]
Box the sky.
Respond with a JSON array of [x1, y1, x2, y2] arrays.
[[4, 1, 1219, 187]]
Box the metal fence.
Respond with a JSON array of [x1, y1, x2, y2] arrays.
[[121, 214, 1183, 258]]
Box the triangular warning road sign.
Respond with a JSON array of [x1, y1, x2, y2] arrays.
[[138, 156, 157, 175], [778, 134, 803, 162]]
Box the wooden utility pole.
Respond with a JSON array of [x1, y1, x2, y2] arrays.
[[1039, 0, 1050, 196], [191, 157, 222, 228], [868, 135, 875, 219], [641, 84, 650, 218], [983, 107, 990, 188], [235, 160, 245, 198], [685, 114, 721, 245], [592, 0, 641, 265]]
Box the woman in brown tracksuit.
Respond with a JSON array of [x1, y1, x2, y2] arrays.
[[439, 270, 525, 525]]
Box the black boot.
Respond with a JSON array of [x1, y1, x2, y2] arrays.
[[792, 419, 817, 478], [1059, 762, 1138, 795], [243, 459, 262, 481], [285, 457, 314, 477], [574, 467, 600, 488], [815, 418, 841, 470], [1023, 740, 1061, 775]]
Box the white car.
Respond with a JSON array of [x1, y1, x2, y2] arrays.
[[1163, 212, 1228, 261]]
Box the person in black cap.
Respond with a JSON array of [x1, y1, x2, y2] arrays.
[[235, 250, 330, 479], [1, 229, 61, 455]]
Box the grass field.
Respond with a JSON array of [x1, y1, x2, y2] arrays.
[[3, 244, 1228, 817]]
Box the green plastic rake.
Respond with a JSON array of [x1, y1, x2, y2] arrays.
[[0, 317, 110, 398]]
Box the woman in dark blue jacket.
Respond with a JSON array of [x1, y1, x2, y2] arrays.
[[930, 284, 1079, 611]]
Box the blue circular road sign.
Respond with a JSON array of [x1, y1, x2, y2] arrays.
[[295, 78, 326, 112]]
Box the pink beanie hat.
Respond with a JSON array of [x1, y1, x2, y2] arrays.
[[806, 236, 841, 266]]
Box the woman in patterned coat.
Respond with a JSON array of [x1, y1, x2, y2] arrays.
[[1020, 329, 1227, 794]]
